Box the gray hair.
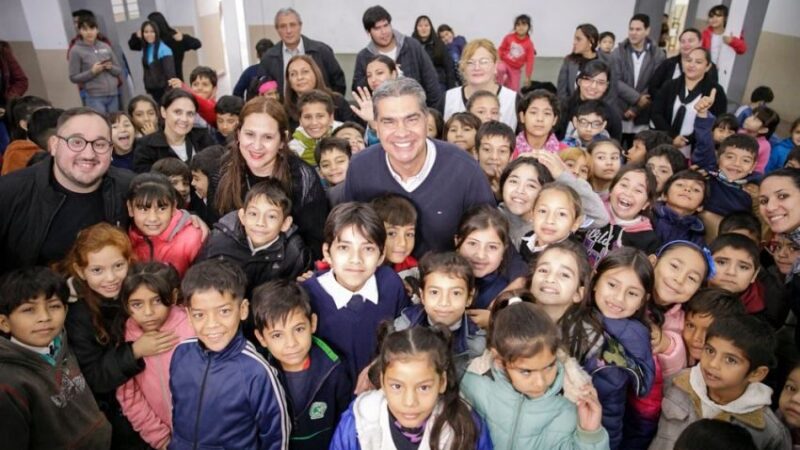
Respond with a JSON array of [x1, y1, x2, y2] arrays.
[[274, 7, 302, 26], [371, 77, 427, 119]]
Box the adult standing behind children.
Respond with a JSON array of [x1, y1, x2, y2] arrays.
[[128, 12, 201, 81], [648, 28, 719, 98], [411, 15, 458, 92], [343, 78, 495, 257], [260, 8, 346, 96], [556, 24, 615, 103], [352, 6, 443, 110]]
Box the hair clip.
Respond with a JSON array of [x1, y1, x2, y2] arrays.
[[702, 246, 717, 280], [507, 296, 522, 305], [656, 240, 716, 280]]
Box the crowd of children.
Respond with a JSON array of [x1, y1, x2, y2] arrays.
[[2, 3, 800, 450]]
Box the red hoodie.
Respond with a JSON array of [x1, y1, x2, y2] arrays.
[[701, 26, 747, 55], [498, 32, 536, 78]]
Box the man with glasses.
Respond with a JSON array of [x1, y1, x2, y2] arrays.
[[351, 6, 443, 110], [0, 107, 133, 273]]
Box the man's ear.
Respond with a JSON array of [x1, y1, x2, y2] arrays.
[[747, 365, 769, 384], [48, 134, 59, 155]]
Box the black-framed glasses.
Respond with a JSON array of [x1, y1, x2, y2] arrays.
[[56, 135, 112, 154]]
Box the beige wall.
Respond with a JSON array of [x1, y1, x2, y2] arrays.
[[196, 15, 225, 76], [8, 41, 80, 109], [175, 26, 200, 80], [744, 31, 800, 134], [247, 25, 278, 65]]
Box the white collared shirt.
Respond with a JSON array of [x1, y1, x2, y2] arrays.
[[318, 270, 379, 309], [385, 139, 436, 192], [248, 235, 280, 255], [282, 39, 306, 74]]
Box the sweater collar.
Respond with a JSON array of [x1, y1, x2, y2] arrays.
[[678, 366, 773, 428]]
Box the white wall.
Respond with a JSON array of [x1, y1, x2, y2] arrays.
[[0, 0, 31, 41], [244, 0, 636, 56], [762, 0, 800, 37]]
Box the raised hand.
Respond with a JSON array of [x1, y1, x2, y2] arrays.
[[167, 78, 183, 90], [349, 86, 376, 128], [694, 88, 717, 118], [533, 150, 566, 179]]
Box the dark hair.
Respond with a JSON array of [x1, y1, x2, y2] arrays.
[[56, 107, 110, 132], [189, 145, 225, 176], [366, 54, 398, 77], [709, 4, 730, 26], [587, 137, 623, 156], [490, 299, 560, 362], [8, 95, 51, 140], [127, 172, 180, 209], [188, 65, 217, 87], [371, 193, 417, 227], [709, 233, 760, 272], [761, 167, 800, 191], [324, 202, 386, 252], [139, 21, 164, 69], [215, 95, 244, 116], [374, 326, 477, 449], [634, 129, 672, 152], [283, 55, 337, 122], [466, 90, 500, 112], [517, 89, 560, 120], [72, 9, 94, 19], [315, 136, 352, 166], [297, 89, 334, 116], [568, 24, 600, 62], [630, 13, 651, 28], [412, 16, 448, 66], [419, 252, 475, 296], [750, 86, 774, 104], [362, 5, 391, 31], [662, 169, 708, 202], [445, 112, 481, 142], [427, 107, 444, 139], [28, 108, 63, 150], [77, 14, 98, 30], [679, 27, 702, 42], [599, 31, 615, 43], [713, 113, 739, 132], [26, 151, 49, 167], [513, 14, 531, 33], [786, 147, 800, 168], [152, 157, 191, 183], [437, 24, 453, 34], [574, 99, 607, 122], [0, 267, 68, 316], [182, 259, 247, 305], [455, 205, 510, 273], [610, 163, 658, 213], [251, 279, 312, 331], [718, 211, 762, 238], [242, 178, 292, 217], [475, 121, 515, 151], [160, 88, 198, 111], [255, 38, 274, 59], [592, 247, 654, 323], [708, 313, 777, 370], [499, 156, 554, 194], [119, 262, 180, 314], [333, 121, 366, 139], [647, 144, 688, 173], [127, 94, 162, 133], [674, 419, 757, 450], [108, 111, 131, 127], [146, 12, 176, 38], [751, 106, 780, 137], [683, 287, 747, 316]]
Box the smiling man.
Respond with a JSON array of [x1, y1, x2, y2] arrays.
[[0, 107, 134, 274], [343, 78, 494, 256]]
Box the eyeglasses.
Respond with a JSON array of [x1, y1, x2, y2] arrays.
[[578, 77, 609, 87], [576, 119, 605, 129], [56, 135, 112, 154], [766, 240, 800, 255], [466, 58, 493, 68]]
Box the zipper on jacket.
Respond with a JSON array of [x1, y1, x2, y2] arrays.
[[508, 395, 524, 450], [192, 356, 212, 450], [145, 236, 155, 261], [36, 195, 67, 258]]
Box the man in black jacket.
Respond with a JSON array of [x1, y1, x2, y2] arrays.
[[260, 8, 346, 95], [0, 107, 134, 274]]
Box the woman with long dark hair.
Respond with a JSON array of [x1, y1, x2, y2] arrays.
[[128, 12, 201, 81], [131, 20, 176, 103], [412, 15, 457, 91], [558, 59, 623, 140]]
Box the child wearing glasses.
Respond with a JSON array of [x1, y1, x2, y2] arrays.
[[562, 100, 610, 149]]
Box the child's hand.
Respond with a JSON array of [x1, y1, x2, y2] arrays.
[[723, 34, 733, 45], [354, 364, 375, 395], [694, 88, 717, 118], [672, 135, 689, 147], [743, 182, 759, 199], [167, 78, 184, 90], [141, 120, 158, 135], [533, 150, 566, 179], [349, 86, 376, 127], [575, 385, 603, 432], [173, 31, 184, 41], [466, 309, 490, 329], [132, 330, 178, 358], [295, 270, 314, 283]]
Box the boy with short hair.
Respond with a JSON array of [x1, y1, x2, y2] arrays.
[[735, 86, 774, 125], [151, 156, 191, 206], [332, 122, 366, 154], [68, 14, 122, 114], [197, 178, 312, 298], [289, 90, 341, 166], [170, 259, 290, 449], [188, 144, 225, 224], [682, 287, 746, 365], [252, 280, 352, 450], [645, 144, 688, 195], [627, 129, 671, 164], [709, 233, 764, 317], [370, 193, 419, 281], [314, 137, 352, 206], [301, 202, 410, 381], [652, 170, 707, 245], [652, 314, 791, 450], [1, 96, 51, 175], [475, 120, 515, 199], [0, 267, 112, 449], [741, 105, 779, 173], [169, 65, 218, 128], [214, 95, 244, 143], [563, 100, 610, 149]]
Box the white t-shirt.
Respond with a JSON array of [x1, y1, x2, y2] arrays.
[[710, 33, 723, 65], [671, 91, 702, 157], [171, 142, 188, 161], [443, 86, 518, 130]]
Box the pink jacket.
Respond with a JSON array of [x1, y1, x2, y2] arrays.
[[658, 304, 687, 378], [129, 209, 204, 277], [512, 131, 566, 159], [116, 307, 195, 448]]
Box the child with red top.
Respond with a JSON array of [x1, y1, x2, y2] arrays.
[[370, 193, 419, 283], [702, 4, 747, 64], [168, 66, 217, 128], [497, 14, 536, 91]]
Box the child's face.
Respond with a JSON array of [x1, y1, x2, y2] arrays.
[[469, 96, 500, 123], [718, 147, 756, 181], [169, 176, 191, 201], [767, 235, 800, 276], [780, 367, 800, 429], [683, 312, 714, 361], [382, 355, 446, 428], [502, 164, 543, 217], [111, 116, 135, 152], [255, 308, 316, 372], [384, 223, 416, 265], [701, 337, 763, 403], [710, 247, 758, 294], [216, 113, 239, 137], [708, 12, 726, 29], [260, 89, 280, 101], [0, 295, 66, 347], [665, 178, 705, 216], [299, 103, 334, 140], [128, 201, 175, 237], [76, 245, 129, 299], [323, 225, 385, 292], [238, 195, 291, 248], [421, 272, 471, 327], [593, 267, 647, 319], [187, 290, 248, 352], [131, 101, 158, 133], [446, 120, 477, 152], [191, 170, 209, 200], [609, 171, 650, 220], [599, 36, 615, 53], [79, 25, 98, 43], [191, 76, 216, 100], [626, 139, 647, 164], [530, 249, 583, 316], [477, 135, 512, 179], [792, 125, 800, 146], [366, 60, 395, 92], [333, 127, 366, 153], [501, 348, 558, 398], [514, 21, 529, 36], [439, 30, 454, 45], [520, 99, 557, 139], [573, 113, 607, 143], [653, 247, 706, 306], [127, 285, 170, 332], [590, 143, 621, 184], [532, 189, 581, 246], [742, 116, 765, 136], [564, 155, 590, 180], [713, 125, 735, 144], [425, 113, 438, 139], [646, 155, 674, 194], [318, 149, 350, 186], [458, 228, 505, 278]]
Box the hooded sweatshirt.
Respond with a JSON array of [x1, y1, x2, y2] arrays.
[[128, 208, 204, 277], [68, 38, 121, 96]]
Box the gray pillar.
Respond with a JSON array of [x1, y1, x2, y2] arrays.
[[727, 0, 769, 108], [635, 0, 669, 44]]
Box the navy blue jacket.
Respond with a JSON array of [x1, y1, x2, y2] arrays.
[[169, 330, 290, 450], [269, 338, 352, 450], [652, 202, 705, 247], [473, 271, 509, 310]]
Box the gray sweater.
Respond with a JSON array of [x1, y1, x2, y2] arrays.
[[68, 39, 121, 96]]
